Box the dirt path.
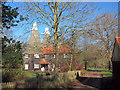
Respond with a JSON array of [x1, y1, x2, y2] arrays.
[[64, 71, 103, 89]]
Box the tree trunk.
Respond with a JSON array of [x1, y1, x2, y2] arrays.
[[69, 54, 73, 71]]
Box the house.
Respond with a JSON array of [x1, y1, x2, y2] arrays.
[[111, 36, 120, 85], [23, 22, 77, 71]]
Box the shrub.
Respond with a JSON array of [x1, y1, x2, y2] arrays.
[[2, 68, 24, 82], [81, 70, 88, 76], [60, 63, 69, 72], [60, 60, 84, 72], [71, 60, 84, 70], [76, 64, 84, 70]]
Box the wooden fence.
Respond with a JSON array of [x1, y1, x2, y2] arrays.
[[2, 82, 16, 88]]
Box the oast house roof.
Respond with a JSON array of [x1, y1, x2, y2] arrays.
[[116, 36, 120, 48], [24, 22, 78, 55], [43, 44, 78, 54], [24, 23, 43, 54], [42, 28, 52, 46], [111, 36, 120, 61]]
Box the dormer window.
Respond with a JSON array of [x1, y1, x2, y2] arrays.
[[25, 54, 28, 58], [34, 54, 39, 58]]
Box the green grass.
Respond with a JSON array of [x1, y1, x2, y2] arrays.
[[87, 68, 112, 78], [23, 71, 37, 79], [101, 71, 112, 78], [88, 68, 112, 78], [87, 68, 110, 72], [23, 70, 47, 79]]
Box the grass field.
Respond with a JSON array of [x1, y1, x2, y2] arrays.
[[23, 71, 37, 79]]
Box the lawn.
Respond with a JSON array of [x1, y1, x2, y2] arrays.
[[100, 71, 112, 78], [87, 68, 110, 72], [23, 70, 37, 79], [87, 68, 112, 78]]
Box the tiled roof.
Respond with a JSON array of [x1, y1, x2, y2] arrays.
[[42, 32, 52, 46], [40, 59, 50, 64], [116, 36, 120, 48], [24, 29, 43, 54], [42, 44, 78, 54]]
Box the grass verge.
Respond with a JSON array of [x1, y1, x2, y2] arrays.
[[87, 68, 112, 78]]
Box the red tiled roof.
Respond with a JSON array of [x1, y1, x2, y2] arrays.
[[42, 44, 78, 54], [41, 59, 50, 64], [116, 36, 120, 48], [42, 45, 55, 54]]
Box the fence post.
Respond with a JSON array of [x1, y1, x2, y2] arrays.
[[37, 73, 39, 88]]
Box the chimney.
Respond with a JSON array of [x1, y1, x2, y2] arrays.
[[32, 22, 38, 31], [45, 27, 50, 34]]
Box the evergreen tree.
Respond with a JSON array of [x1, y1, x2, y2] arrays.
[[2, 36, 23, 69], [1, 2, 28, 34]]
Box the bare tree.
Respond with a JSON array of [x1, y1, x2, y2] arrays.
[[87, 13, 118, 70], [19, 2, 97, 73]]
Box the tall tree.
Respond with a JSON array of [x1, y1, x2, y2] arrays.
[[88, 13, 118, 70], [21, 2, 97, 72], [2, 36, 23, 69], [62, 23, 82, 71], [1, 2, 27, 68], [1, 2, 28, 36]]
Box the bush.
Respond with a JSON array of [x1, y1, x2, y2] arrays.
[[60, 63, 69, 72], [60, 60, 84, 72], [71, 60, 84, 70], [81, 70, 88, 76], [2, 68, 24, 82], [77, 64, 84, 70]]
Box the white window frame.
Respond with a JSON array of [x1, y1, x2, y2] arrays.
[[64, 54, 66, 58], [48, 64, 51, 68], [25, 64, 29, 70], [25, 54, 28, 58], [34, 54, 39, 58], [45, 55, 47, 58], [41, 67, 45, 72], [53, 64, 55, 68], [54, 54, 55, 58], [34, 64, 39, 69]]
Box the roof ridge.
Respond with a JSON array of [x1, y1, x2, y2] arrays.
[[116, 36, 120, 48]]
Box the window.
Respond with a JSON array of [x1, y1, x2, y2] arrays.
[[34, 54, 39, 58], [25, 64, 28, 70], [64, 54, 66, 58], [45, 55, 47, 58], [53, 64, 55, 68], [41, 67, 45, 72], [34, 64, 39, 69], [25, 54, 28, 58], [48, 64, 51, 68], [54, 54, 55, 58]]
